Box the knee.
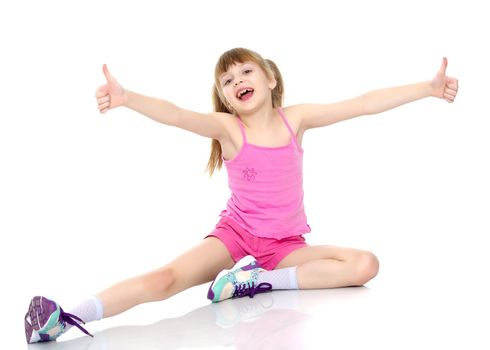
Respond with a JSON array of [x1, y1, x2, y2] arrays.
[[351, 251, 379, 286], [142, 267, 176, 301]]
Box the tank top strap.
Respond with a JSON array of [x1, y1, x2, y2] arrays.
[[235, 115, 247, 144], [277, 107, 300, 149]]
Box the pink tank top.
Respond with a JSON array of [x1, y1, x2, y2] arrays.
[[220, 107, 311, 239]]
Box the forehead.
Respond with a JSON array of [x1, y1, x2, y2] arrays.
[[219, 61, 255, 78]]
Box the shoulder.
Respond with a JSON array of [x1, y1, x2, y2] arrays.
[[203, 111, 235, 128], [282, 104, 307, 118], [214, 111, 236, 130], [174, 110, 234, 141], [281, 104, 310, 133], [213, 111, 239, 143]]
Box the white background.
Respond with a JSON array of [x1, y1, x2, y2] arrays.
[[1, 0, 489, 348]]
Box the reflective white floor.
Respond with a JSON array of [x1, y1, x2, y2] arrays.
[[26, 281, 489, 350]]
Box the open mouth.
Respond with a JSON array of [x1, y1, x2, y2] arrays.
[[236, 88, 254, 101]]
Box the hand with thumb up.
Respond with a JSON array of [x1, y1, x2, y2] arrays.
[[430, 57, 459, 103], [95, 64, 126, 113]]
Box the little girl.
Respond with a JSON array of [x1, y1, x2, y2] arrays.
[[24, 48, 458, 343]]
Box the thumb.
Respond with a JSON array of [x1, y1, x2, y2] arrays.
[[438, 57, 448, 76], [102, 64, 114, 83]]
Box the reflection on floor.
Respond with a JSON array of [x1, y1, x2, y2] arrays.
[[26, 283, 489, 349], [27, 287, 369, 350]]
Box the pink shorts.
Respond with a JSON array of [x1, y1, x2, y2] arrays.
[[206, 216, 308, 270]]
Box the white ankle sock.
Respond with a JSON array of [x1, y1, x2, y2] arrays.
[[257, 266, 298, 290], [65, 295, 104, 331]]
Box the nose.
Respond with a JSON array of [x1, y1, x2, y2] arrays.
[[234, 79, 244, 87]]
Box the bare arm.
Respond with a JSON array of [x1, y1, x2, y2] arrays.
[[123, 90, 227, 140], [123, 90, 181, 126], [95, 64, 228, 140], [296, 58, 459, 130]]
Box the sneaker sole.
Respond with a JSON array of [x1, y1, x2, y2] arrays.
[[25, 296, 59, 343]]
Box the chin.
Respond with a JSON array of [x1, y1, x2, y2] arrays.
[[236, 99, 268, 114]]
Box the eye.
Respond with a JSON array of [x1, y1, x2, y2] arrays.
[[223, 78, 232, 86], [244, 69, 252, 74]]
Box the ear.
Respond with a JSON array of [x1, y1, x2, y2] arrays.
[[268, 74, 277, 90]]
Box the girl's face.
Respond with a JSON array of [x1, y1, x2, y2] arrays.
[[219, 61, 276, 113]]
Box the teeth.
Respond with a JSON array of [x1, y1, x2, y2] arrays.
[[238, 89, 252, 98]]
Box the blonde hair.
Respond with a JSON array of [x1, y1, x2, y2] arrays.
[[206, 48, 285, 177]]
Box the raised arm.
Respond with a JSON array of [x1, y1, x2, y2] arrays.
[[294, 58, 459, 130], [95, 64, 228, 140]]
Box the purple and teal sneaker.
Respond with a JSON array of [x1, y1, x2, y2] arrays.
[[24, 296, 93, 343], [207, 255, 272, 303]]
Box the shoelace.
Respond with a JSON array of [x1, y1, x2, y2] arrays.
[[233, 282, 272, 298], [59, 308, 93, 337]]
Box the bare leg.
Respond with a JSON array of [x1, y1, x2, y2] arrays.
[[275, 245, 379, 289], [97, 237, 234, 317]]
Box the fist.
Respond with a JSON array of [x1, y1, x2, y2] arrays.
[[95, 64, 126, 113], [431, 57, 459, 103]]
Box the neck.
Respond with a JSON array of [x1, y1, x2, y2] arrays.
[[238, 105, 278, 130]]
